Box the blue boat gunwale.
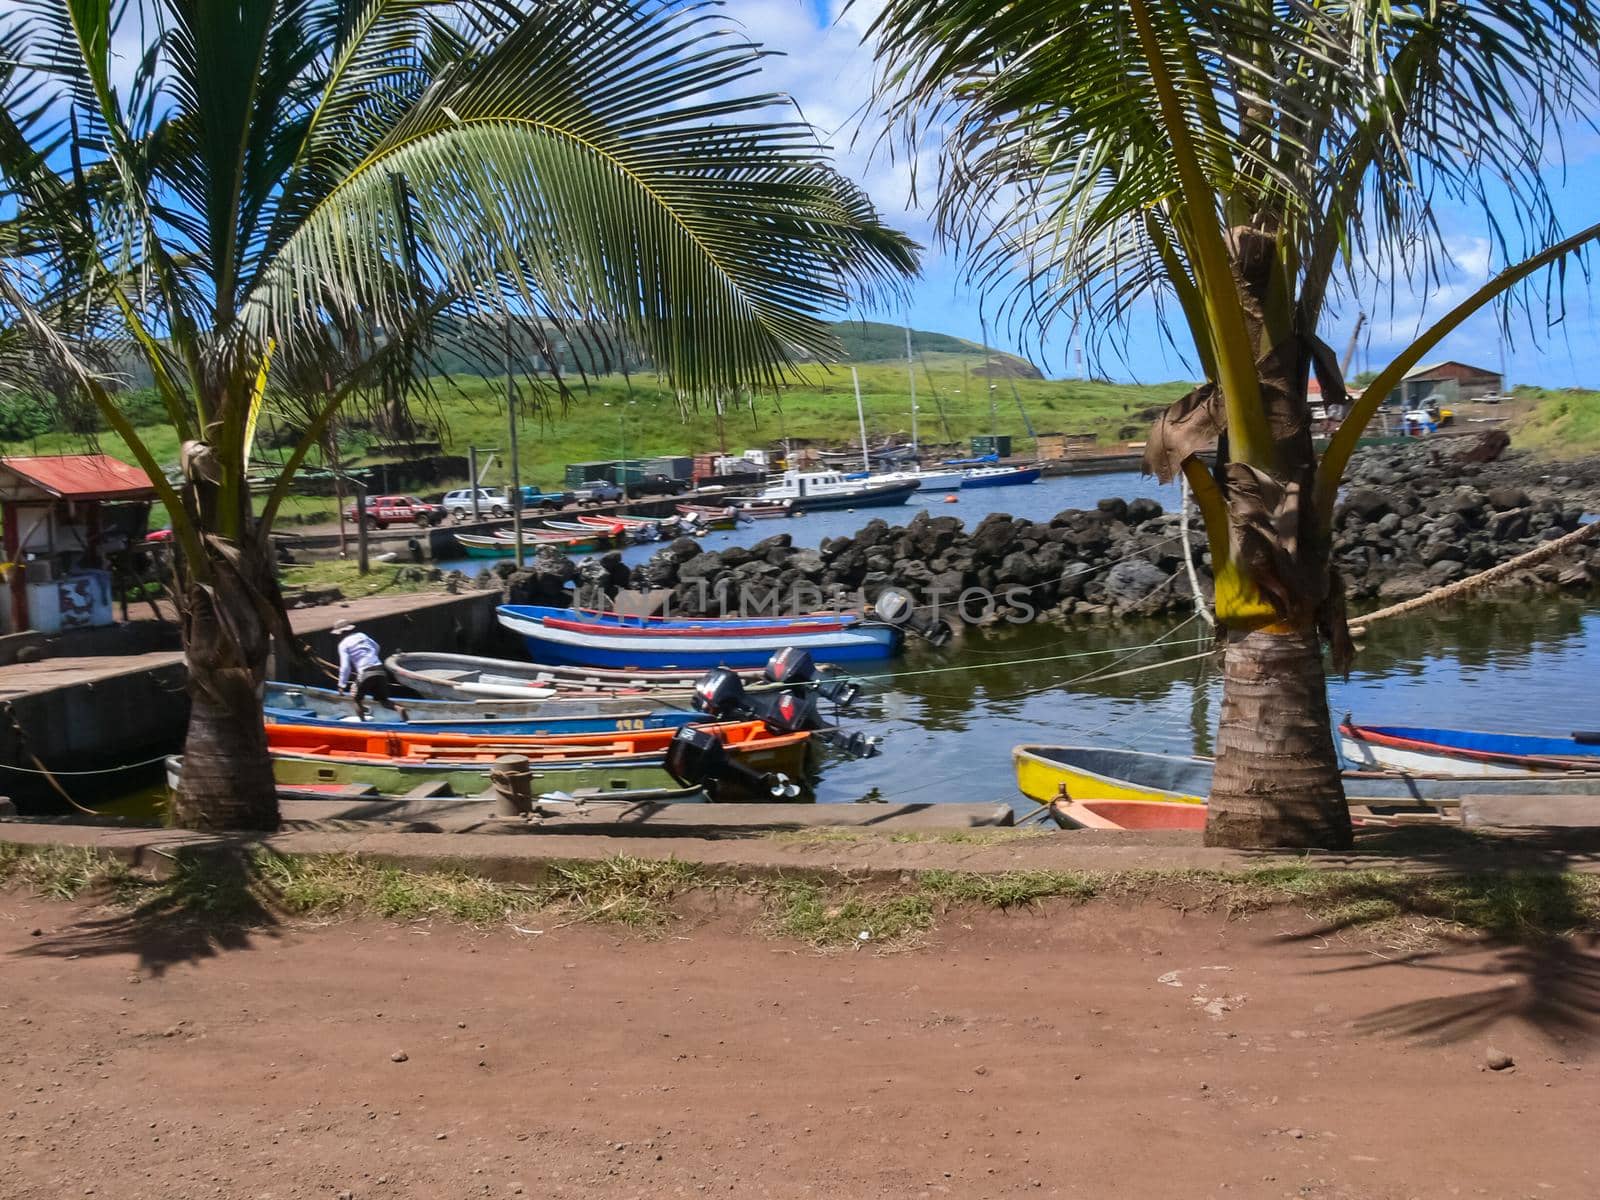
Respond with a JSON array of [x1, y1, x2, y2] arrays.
[[1341, 720, 1600, 766], [497, 604, 865, 632]]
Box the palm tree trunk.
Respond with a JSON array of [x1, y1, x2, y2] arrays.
[[168, 555, 280, 832], [1205, 627, 1351, 849]]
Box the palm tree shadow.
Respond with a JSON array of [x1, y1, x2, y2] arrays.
[[13, 847, 282, 977], [1338, 935, 1600, 1047], [1265, 862, 1600, 1049]]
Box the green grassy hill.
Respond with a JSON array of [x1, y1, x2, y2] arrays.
[[1508, 385, 1600, 456], [0, 329, 1191, 524]]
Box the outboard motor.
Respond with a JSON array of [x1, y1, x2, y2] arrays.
[[872, 586, 953, 647], [664, 725, 800, 800], [765, 646, 860, 708], [692, 666, 749, 719], [692, 662, 879, 759]]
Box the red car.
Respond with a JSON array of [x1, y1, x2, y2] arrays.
[[347, 495, 444, 529]]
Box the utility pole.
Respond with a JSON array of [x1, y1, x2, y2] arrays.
[[467, 446, 481, 522], [505, 320, 524, 569], [354, 479, 370, 576]]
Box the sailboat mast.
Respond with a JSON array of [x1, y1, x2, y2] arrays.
[[851, 366, 871, 472], [904, 326, 919, 454], [980, 317, 998, 443]]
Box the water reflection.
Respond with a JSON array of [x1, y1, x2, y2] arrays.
[[816, 597, 1600, 810]]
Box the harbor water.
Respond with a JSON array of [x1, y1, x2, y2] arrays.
[[110, 473, 1600, 816]]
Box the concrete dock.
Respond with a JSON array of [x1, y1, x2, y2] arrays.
[[0, 589, 505, 811]]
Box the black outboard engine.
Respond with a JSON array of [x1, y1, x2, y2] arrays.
[[873, 586, 953, 647], [692, 666, 749, 719], [664, 725, 800, 800], [692, 661, 879, 759], [765, 646, 860, 708]]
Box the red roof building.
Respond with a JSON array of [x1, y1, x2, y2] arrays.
[[0, 454, 157, 635]]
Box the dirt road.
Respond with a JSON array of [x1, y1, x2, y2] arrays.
[[3, 894, 1595, 1199]]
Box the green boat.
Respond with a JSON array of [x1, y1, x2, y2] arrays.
[[268, 749, 686, 795]]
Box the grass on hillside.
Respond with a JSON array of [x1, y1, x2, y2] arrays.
[[1510, 385, 1600, 457], [0, 353, 1193, 503], [6, 843, 1599, 950]]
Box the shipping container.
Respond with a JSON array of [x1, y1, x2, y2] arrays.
[[644, 455, 693, 481], [564, 460, 617, 486], [970, 435, 1013, 457]]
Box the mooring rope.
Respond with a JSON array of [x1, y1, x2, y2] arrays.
[[1349, 518, 1600, 634]]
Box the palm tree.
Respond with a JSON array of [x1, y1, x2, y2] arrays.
[[0, 0, 917, 831], [864, 0, 1600, 848]]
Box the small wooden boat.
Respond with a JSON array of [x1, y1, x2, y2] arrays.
[[576, 512, 675, 531], [1051, 799, 1208, 831], [265, 720, 812, 800], [166, 756, 716, 806], [733, 501, 795, 519], [457, 532, 607, 558], [1339, 720, 1600, 777], [387, 651, 763, 701], [1013, 745, 1600, 806], [263, 688, 700, 737], [675, 504, 742, 530], [538, 518, 622, 535], [959, 465, 1043, 489], [498, 604, 901, 668], [263, 681, 695, 723]]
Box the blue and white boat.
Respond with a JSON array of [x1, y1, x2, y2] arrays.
[[496, 605, 902, 668], [960, 464, 1043, 488], [1340, 719, 1600, 777]]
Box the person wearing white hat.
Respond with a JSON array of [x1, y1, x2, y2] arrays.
[[332, 621, 405, 720]]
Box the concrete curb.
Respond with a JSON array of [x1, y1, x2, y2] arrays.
[[7, 820, 1598, 887]]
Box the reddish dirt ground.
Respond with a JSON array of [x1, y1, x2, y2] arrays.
[[2, 894, 1596, 1200]]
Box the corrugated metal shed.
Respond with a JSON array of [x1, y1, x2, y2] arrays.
[[0, 454, 156, 502]]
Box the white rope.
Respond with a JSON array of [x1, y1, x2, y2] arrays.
[[0, 753, 171, 777]]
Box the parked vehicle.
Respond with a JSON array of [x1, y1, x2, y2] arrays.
[[442, 487, 507, 521], [517, 485, 575, 510], [624, 473, 688, 498], [349, 495, 445, 529], [572, 479, 624, 504]]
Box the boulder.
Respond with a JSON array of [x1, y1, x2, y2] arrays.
[[1097, 497, 1129, 520], [1486, 486, 1531, 512], [1100, 558, 1168, 608], [1126, 497, 1164, 523], [1340, 488, 1392, 522]]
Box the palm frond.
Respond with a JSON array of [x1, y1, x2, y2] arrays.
[[243, 0, 917, 398]]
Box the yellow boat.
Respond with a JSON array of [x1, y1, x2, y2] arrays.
[[1012, 745, 1206, 806]]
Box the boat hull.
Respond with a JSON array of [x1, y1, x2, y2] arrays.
[[264, 720, 814, 801], [747, 480, 918, 513], [1013, 744, 1600, 805], [960, 467, 1043, 489], [1052, 799, 1208, 831], [498, 608, 902, 668], [262, 700, 700, 737], [1339, 721, 1600, 776], [675, 506, 740, 529], [386, 652, 763, 701], [264, 680, 691, 721]]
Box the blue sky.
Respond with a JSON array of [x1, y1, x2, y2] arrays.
[[757, 0, 1600, 387]]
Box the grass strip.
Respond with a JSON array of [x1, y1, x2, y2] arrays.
[[5, 844, 1600, 948]]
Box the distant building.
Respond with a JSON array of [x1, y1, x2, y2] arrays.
[[1399, 360, 1502, 408]]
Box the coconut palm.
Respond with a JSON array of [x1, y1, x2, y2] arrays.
[[0, 0, 917, 831], [865, 0, 1600, 847]]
